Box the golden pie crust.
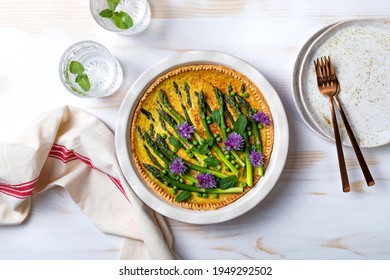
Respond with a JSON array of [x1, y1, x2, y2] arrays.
[[130, 64, 274, 210]]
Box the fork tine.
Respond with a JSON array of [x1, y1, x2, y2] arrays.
[[321, 57, 330, 83], [314, 58, 324, 85], [327, 56, 338, 84]]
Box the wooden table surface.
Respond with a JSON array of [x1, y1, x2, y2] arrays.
[[1, 0, 390, 260]]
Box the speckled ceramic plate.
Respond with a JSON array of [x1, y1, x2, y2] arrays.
[[292, 23, 335, 142], [297, 19, 390, 148]]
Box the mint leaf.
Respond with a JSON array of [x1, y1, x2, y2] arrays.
[[204, 156, 219, 167], [111, 11, 133, 30], [99, 9, 113, 18], [75, 74, 91, 92], [69, 61, 84, 75], [212, 110, 221, 126], [175, 190, 191, 202], [217, 175, 238, 190], [198, 143, 210, 155], [169, 135, 182, 149], [233, 114, 247, 135], [107, 0, 120, 11]]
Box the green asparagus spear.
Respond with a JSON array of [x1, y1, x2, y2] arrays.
[[213, 86, 245, 167], [236, 94, 264, 176], [143, 163, 243, 194], [196, 90, 239, 176]]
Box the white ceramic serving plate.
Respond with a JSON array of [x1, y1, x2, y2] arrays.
[[298, 19, 390, 148], [292, 23, 335, 142], [115, 51, 289, 224]]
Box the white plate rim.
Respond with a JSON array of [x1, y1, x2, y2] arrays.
[[115, 50, 289, 224], [298, 18, 390, 148], [291, 23, 336, 143]]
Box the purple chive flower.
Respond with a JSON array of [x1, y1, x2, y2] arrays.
[[176, 122, 195, 140], [224, 132, 245, 152], [251, 111, 271, 126], [169, 157, 187, 176], [249, 149, 264, 167], [196, 173, 217, 189]]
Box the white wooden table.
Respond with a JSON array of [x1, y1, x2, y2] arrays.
[[1, 0, 390, 260]]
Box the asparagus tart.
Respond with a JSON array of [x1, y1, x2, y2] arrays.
[[131, 64, 274, 210]]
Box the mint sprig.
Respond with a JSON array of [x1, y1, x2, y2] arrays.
[[99, 0, 133, 30], [69, 61, 90, 92]]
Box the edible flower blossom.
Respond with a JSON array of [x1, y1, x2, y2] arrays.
[[176, 122, 195, 140], [249, 149, 264, 167], [251, 111, 271, 126], [196, 172, 217, 189], [169, 157, 188, 176], [224, 132, 245, 152]]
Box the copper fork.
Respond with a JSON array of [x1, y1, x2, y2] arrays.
[[327, 57, 375, 187], [314, 56, 350, 192]]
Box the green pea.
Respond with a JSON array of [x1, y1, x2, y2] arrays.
[[164, 181, 169, 186], [230, 160, 236, 165], [247, 131, 252, 136], [213, 133, 219, 138], [202, 193, 208, 198], [226, 127, 232, 133], [225, 167, 231, 172], [212, 193, 219, 199], [179, 178, 184, 183], [197, 192, 202, 197], [207, 120, 212, 124], [172, 147, 177, 153], [252, 108, 257, 113], [216, 137, 221, 142], [171, 189, 177, 194], [192, 140, 198, 145], [235, 164, 240, 169], [162, 170, 167, 175], [230, 91, 236, 96], [206, 116, 212, 121], [161, 133, 167, 139], [188, 153, 194, 158], [186, 149, 191, 154], [241, 181, 247, 187], [258, 124, 263, 129], [243, 92, 249, 98], [225, 155, 231, 160]]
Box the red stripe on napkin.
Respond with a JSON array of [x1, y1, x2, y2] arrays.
[[0, 144, 129, 201], [49, 144, 129, 201], [0, 178, 38, 199]]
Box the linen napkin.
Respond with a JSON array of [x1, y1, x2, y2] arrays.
[[0, 105, 175, 260]]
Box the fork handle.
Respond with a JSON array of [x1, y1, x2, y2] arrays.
[[333, 96, 375, 187], [328, 97, 350, 192]]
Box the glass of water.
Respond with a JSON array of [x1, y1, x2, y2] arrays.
[[90, 0, 151, 36], [59, 41, 123, 98]]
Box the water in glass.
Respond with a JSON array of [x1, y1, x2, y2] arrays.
[[59, 41, 123, 98], [90, 0, 151, 36]]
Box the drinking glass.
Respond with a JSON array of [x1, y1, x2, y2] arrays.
[[59, 41, 123, 98], [90, 0, 151, 36]]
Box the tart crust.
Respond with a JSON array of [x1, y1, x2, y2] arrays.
[[130, 64, 274, 210]]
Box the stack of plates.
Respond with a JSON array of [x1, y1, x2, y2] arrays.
[[292, 19, 390, 148]]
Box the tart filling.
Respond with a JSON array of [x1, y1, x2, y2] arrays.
[[131, 64, 274, 210]]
